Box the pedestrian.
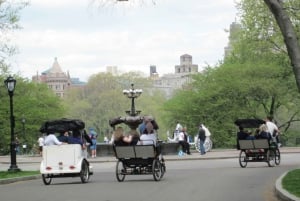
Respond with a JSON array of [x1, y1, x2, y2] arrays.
[[178, 127, 191, 155], [198, 124, 206, 155], [89, 128, 98, 158], [37, 134, 44, 156]]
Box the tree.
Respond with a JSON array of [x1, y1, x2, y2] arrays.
[[0, 0, 27, 69], [64, 71, 168, 140], [263, 0, 300, 92], [0, 76, 65, 154]]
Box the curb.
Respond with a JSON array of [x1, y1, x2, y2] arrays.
[[275, 172, 300, 201], [0, 175, 41, 185]]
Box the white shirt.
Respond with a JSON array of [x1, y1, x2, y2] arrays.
[[266, 121, 278, 136], [38, 137, 44, 146], [44, 134, 62, 146], [139, 133, 157, 146], [178, 131, 185, 141]]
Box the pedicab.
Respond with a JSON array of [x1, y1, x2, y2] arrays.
[[109, 116, 166, 182], [39, 118, 93, 185], [235, 119, 280, 168]]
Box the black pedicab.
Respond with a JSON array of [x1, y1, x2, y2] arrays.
[[235, 119, 280, 168], [39, 118, 93, 185], [109, 116, 166, 182]]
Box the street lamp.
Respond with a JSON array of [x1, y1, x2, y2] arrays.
[[123, 83, 143, 116], [4, 76, 20, 172]]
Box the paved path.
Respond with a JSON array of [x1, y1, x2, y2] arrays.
[[1, 147, 300, 201]]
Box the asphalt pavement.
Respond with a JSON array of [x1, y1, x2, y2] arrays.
[[1, 147, 300, 201]]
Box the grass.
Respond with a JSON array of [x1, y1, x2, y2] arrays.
[[282, 169, 300, 198], [0, 170, 39, 179]]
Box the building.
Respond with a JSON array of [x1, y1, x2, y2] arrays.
[[153, 54, 199, 98], [224, 22, 242, 59], [32, 58, 86, 97]]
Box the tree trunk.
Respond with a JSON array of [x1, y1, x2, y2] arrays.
[[264, 0, 300, 92]]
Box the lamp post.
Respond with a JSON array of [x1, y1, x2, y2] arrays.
[[123, 83, 143, 116], [4, 76, 20, 172]]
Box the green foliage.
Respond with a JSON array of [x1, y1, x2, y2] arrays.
[[0, 76, 65, 154], [64, 72, 167, 141]]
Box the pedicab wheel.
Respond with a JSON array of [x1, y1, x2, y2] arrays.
[[275, 148, 280, 165], [267, 149, 276, 167], [161, 162, 166, 178], [42, 174, 52, 185], [116, 160, 126, 182], [80, 160, 90, 183], [239, 151, 247, 168], [152, 159, 162, 181]]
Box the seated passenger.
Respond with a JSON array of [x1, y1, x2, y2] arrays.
[[127, 129, 140, 146], [44, 132, 64, 146], [236, 126, 254, 149], [68, 130, 86, 149], [57, 131, 69, 143], [237, 126, 255, 140], [139, 122, 157, 146], [112, 126, 135, 146], [255, 124, 271, 140]]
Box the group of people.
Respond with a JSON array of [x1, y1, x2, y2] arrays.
[[37, 128, 97, 157], [175, 122, 208, 156], [111, 116, 158, 146], [237, 116, 280, 148]]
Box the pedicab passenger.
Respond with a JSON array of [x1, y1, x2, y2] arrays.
[[139, 121, 157, 146], [255, 124, 272, 141], [44, 131, 64, 146], [68, 130, 86, 149], [139, 121, 164, 161], [57, 130, 69, 143], [236, 126, 255, 150], [112, 126, 137, 146]]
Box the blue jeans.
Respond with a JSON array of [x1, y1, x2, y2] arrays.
[[199, 140, 206, 155]]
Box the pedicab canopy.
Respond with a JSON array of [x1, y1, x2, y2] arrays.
[[234, 119, 265, 128], [40, 118, 85, 133], [40, 118, 92, 144]]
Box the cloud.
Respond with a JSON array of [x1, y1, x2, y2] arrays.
[[10, 0, 238, 81]]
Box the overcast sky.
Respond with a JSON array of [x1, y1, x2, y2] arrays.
[[9, 0, 239, 82]]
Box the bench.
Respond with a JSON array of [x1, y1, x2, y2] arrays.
[[114, 145, 156, 159], [238, 139, 270, 150]]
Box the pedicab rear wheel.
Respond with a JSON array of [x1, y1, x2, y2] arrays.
[[267, 149, 276, 167], [42, 174, 52, 185], [80, 160, 90, 183], [152, 159, 162, 181], [116, 160, 126, 182], [239, 150, 247, 168]]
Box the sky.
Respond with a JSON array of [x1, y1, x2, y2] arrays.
[[9, 0, 240, 82]]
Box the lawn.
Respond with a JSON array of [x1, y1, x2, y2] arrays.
[[282, 169, 300, 198], [0, 171, 39, 179]]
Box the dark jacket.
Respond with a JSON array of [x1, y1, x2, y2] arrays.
[[198, 128, 206, 141]]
